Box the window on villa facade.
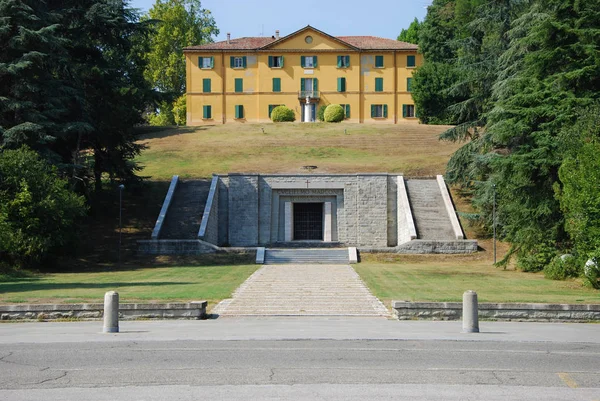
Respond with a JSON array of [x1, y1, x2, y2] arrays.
[[375, 77, 383, 92], [407, 77, 413, 92], [203, 105, 212, 119], [407, 55, 416, 68], [403, 104, 415, 118], [268, 56, 284, 68], [234, 78, 243, 93], [371, 104, 388, 118], [375, 55, 384, 68], [199, 57, 214, 69], [301, 56, 318, 68], [235, 105, 244, 119], [340, 104, 351, 118], [230, 56, 247, 69], [337, 55, 350, 68], [202, 78, 211, 93], [337, 77, 346, 92], [272, 78, 281, 92]]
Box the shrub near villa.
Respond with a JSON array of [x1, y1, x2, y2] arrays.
[[317, 105, 327, 121], [271, 106, 295, 122], [324, 104, 345, 123]]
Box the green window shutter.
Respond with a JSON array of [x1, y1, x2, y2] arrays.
[[402, 104, 408, 118], [337, 78, 342, 92], [407, 77, 413, 92], [273, 78, 281, 92], [337, 56, 342, 68], [300, 78, 305, 91], [203, 105, 211, 119], [313, 56, 318, 67], [269, 105, 276, 118], [345, 55, 350, 67], [242, 56, 247, 68], [375, 78, 383, 92], [280, 56, 284, 67], [235, 105, 244, 119], [235, 78, 243, 93], [203, 78, 211, 93], [337, 77, 346, 92], [230, 56, 235, 68], [313, 78, 318, 91], [198, 56, 202, 68], [300, 56, 306, 67], [268, 56, 273, 67], [375, 55, 384, 68], [383, 104, 388, 118], [371, 105, 376, 118], [210, 57, 214, 68], [407, 55, 416, 67], [345, 104, 350, 118]]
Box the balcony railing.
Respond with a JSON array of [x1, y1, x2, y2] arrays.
[[298, 90, 320, 99]]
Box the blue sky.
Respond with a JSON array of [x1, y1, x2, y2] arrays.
[[129, 0, 431, 42]]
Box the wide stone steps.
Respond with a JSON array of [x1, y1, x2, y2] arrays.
[[405, 179, 456, 240], [212, 264, 389, 317], [264, 249, 349, 264], [159, 180, 211, 239]]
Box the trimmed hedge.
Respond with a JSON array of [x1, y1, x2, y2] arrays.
[[317, 105, 327, 121], [271, 105, 295, 122], [324, 104, 345, 123]]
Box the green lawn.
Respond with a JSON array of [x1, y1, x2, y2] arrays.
[[355, 254, 600, 306], [0, 258, 258, 309]]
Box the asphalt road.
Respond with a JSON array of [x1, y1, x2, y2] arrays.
[[1, 335, 599, 400]]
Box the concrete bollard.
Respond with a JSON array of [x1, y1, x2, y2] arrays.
[[462, 290, 479, 333], [103, 291, 119, 333]]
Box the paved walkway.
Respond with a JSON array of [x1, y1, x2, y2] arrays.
[[212, 264, 389, 317]]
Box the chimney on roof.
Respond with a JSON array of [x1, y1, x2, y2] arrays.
[[227, 33, 231, 44], [275, 30, 280, 40]]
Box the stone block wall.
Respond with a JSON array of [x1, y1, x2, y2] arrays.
[[392, 301, 600, 322], [357, 175, 388, 247], [217, 176, 229, 246], [0, 302, 207, 321], [228, 174, 259, 246], [387, 175, 398, 247], [137, 240, 217, 255]]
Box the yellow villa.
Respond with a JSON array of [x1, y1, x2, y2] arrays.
[[183, 25, 421, 125]]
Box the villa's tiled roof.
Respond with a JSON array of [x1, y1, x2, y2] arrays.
[[185, 37, 276, 50], [338, 36, 418, 50], [184, 33, 418, 52]]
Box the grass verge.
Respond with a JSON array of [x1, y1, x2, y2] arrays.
[[0, 255, 258, 310], [355, 253, 600, 306]]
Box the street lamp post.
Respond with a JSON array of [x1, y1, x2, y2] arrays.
[[118, 184, 125, 269], [492, 183, 496, 265]]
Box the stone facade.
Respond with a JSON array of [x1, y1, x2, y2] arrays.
[[195, 173, 471, 250], [143, 172, 477, 253]]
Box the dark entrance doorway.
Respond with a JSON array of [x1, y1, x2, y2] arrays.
[[293, 203, 323, 240]]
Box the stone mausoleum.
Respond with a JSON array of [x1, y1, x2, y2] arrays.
[[138, 173, 478, 257]]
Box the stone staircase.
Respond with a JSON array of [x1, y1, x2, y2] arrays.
[[404, 179, 455, 240], [212, 264, 389, 317], [159, 179, 211, 239], [264, 249, 349, 265]]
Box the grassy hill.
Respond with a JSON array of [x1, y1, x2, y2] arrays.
[[135, 122, 461, 180]]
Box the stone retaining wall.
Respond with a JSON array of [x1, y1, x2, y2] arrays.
[[392, 301, 600, 322], [0, 301, 207, 321], [151, 175, 179, 239], [138, 239, 218, 255]]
